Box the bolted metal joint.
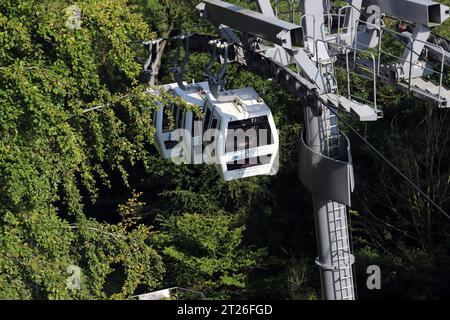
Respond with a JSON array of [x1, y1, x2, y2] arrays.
[[315, 257, 336, 271]]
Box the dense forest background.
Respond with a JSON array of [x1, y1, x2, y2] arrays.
[[0, 0, 449, 300]]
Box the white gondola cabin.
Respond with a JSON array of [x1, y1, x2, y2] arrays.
[[151, 82, 210, 161], [202, 87, 279, 181]]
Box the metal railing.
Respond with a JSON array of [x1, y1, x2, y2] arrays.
[[300, 14, 316, 55], [322, 17, 449, 106], [338, 5, 355, 36], [315, 38, 378, 109], [409, 37, 445, 105]]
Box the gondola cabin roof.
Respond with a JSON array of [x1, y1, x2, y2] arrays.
[[206, 87, 271, 121], [163, 82, 210, 107]]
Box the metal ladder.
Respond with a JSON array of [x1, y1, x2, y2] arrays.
[[318, 107, 340, 158], [327, 201, 355, 300], [317, 108, 356, 300]]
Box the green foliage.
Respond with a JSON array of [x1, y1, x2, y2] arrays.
[[155, 213, 266, 299], [0, 0, 165, 299], [1, 0, 450, 301], [356, 245, 450, 299]]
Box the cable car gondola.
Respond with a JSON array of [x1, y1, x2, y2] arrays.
[[203, 87, 280, 181], [151, 81, 210, 161]]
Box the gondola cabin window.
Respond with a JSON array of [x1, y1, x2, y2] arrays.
[[225, 116, 273, 153], [162, 105, 175, 133]]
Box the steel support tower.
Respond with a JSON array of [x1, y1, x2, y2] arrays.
[[197, 0, 360, 299]]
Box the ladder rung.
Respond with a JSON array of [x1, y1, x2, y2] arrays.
[[333, 253, 350, 257], [335, 262, 351, 267], [340, 286, 353, 290], [332, 250, 351, 256], [332, 240, 348, 246], [329, 205, 346, 211], [334, 263, 351, 267], [331, 237, 349, 243], [336, 262, 351, 267], [336, 250, 350, 255], [341, 269, 353, 276], [336, 251, 350, 259], [333, 241, 349, 246], [336, 257, 351, 263], [331, 238, 349, 246]]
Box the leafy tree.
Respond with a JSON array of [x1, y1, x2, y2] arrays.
[[154, 213, 266, 299], [0, 0, 166, 299]]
